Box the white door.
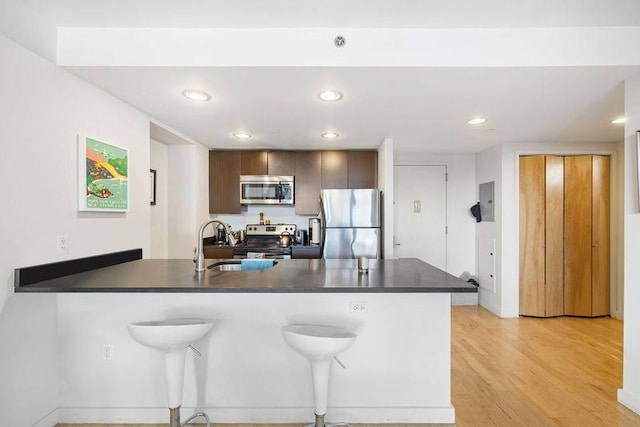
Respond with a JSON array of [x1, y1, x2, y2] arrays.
[[393, 165, 447, 271]]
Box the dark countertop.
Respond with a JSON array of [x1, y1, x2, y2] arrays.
[[15, 258, 478, 293]]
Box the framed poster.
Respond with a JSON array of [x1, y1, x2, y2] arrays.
[[78, 134, 129, 212]]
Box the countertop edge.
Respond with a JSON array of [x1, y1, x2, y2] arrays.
[[16, 286, 478, 293], [14, 257, 478, 294]]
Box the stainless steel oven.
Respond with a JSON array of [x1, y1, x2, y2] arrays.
[[232, 224, 297, 259], [240, 175, 294, 205]]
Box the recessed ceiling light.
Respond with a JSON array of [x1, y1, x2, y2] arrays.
[[468, 117, 486, 125], [233, 132, 252, 140], [317, 90, 343, 102], [321, 132, 339, 140], [611, 117, 626, 124], [181, 89, 211, 102]]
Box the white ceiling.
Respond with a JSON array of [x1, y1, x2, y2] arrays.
[[1, 0, 639, 153]]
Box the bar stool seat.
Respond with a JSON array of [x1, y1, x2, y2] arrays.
[[282, 324, 357, 427], [128, 318, 214, 427]]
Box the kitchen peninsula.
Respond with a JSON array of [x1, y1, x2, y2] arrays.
[[15, 251, 476, 424]]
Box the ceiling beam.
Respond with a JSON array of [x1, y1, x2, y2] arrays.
[[57, 27, 640, 67]]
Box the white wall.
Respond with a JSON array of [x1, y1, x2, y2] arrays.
[[619, 73, 640, 414], [475, 145, 503, 314], [0, 34, 151, 426], [378, 138, 395, 259], [150, 139, 169, 258], [166, 143, 211, 258], [394, 152, 476, 276]]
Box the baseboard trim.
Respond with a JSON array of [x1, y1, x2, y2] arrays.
[[56, 405, 455, 424], [478, 296, 501, 316], [618, 388, 640, 415]]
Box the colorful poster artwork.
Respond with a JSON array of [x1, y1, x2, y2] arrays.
[[79, 136, 129, 211]]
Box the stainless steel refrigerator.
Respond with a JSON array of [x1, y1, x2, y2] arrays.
[[320, 189, 381, 259]]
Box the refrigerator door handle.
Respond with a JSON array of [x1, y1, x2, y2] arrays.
[[319, 196, 326, 256]]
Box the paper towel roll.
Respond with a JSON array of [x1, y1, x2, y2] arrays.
[[311, 219, 321, 245]]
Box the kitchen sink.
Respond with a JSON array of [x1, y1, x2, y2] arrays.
[[207, 260, 277, 272]]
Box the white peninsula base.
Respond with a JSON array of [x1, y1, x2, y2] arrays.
[[51, 292, 454, 425]]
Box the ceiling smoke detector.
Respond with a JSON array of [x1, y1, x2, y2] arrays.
[[334, 36, 346, 48]]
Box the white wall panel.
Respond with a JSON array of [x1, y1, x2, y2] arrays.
[[0, 33, 150, 426]]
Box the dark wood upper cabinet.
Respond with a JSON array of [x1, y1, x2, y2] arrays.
[[295, 151, 322, 215], [241, 151, 268, 175], [321, 151, 348, 189], [348, 150, 377, 188], [209, 151, 241, 214], [268, 151, 296, 176], [209, 149, 377, 215]]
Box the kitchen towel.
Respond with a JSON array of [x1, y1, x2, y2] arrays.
[[241, 259, 274, 271]]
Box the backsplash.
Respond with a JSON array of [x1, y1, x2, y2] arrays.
[[209, 205, 317, 235]]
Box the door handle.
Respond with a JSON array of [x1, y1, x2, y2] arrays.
[[394, 243, 401, 246]]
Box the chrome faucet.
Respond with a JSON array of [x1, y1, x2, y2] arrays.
[[195, 219, 237, 273]]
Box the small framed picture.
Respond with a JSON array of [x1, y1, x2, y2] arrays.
[[637, 131, 640, 210], [150, 169, 157, 206]]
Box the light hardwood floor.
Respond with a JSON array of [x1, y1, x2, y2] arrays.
[[57, 306, 640, 427]]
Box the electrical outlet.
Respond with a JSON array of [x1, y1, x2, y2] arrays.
[[103, 344, 113, 361], [57, 234, 68, 253], [349, 301, 368, 313]]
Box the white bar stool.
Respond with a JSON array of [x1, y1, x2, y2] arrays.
[[128, 318, 214, 427], [282, 324, 357, 427]]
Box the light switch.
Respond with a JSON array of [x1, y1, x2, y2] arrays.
[[413, 200, 421, 213]]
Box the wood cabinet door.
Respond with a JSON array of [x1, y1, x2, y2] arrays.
[[519, 156, 546, 317], [268, 151, 296, 176], [295, 151, 322, 215], [241, 151, 267, 175], [544, 156, 564, 317], [209, 151, 241, 214], [347, 150, 377, 188], [591, 155, 610, 316], [564, 156, 593, 316], [321, 151, 348, 189]]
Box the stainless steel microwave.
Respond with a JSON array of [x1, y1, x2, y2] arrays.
[[240, 175, 294, 205]]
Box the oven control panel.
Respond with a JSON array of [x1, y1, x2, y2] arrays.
[[245, 224, 297, 236]]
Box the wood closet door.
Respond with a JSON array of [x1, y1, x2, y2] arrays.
[[564, 156, 593, 316], [519, 156, 546, 316], [592, 155, 610, 316], [519, 156, 563, 317], [544, 156, 564, 317]]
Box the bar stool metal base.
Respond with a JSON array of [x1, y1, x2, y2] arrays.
[[169, 406, 211, 427], [303, 413, 351, 427]]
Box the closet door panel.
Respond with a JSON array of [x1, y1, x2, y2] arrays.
[[592, 155, 610, 316], [564, 156, 593, 316], [519, 156, 546, 316], [545, 156, 564, 316]]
